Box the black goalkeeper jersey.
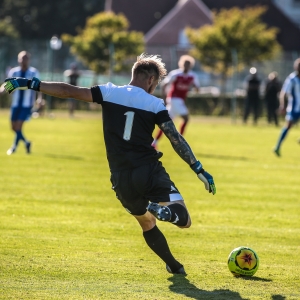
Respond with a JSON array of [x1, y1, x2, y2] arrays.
[[91, 83, 171, 172]]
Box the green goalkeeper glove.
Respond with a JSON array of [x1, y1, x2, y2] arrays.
[[4, 77, 41, 94], [190, 160, 216, 195]]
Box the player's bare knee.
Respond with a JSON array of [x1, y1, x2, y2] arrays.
[[141, 219, 156, 232], [134, 212, 156, 232]]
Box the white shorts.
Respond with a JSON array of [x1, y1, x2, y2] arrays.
[[166, 97, 189, 118]]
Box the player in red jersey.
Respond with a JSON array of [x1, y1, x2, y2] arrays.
[[152, 55, 200, 149]]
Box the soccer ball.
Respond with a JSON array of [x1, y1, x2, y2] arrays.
[[228, 246, 259, 276]]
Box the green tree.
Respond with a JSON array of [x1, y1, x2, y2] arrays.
[[186, 6, 281, 90], [0, 17, 19, 38], [0, 0, 105, 39], [62, 12, 145, 75]]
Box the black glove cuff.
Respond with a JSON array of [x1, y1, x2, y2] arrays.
[[190, 160, 204, 174], [27, 77, 41, 91], [27, 80, 32, 89]]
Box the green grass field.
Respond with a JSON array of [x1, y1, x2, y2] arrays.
[[0, 110, 299, 300]]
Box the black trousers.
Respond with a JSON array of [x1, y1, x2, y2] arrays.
[[266, 100, 279, 126], [243, 97, 260, 123]]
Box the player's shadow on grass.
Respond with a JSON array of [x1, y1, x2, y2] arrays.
[[272, 295, 286, 300], [195, 152, 249, 161], [168, 276, 249, 300], [45, 153, 84, 160], [239, 276, 272, 282]]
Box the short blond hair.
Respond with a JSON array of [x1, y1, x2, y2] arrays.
[[132, 53, 167, 83], [178, 55, 195, 69]]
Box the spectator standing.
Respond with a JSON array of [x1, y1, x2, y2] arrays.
[[243, 68, 261, 125], [64, 63, 81, 117], [264, 71, 281, 126]]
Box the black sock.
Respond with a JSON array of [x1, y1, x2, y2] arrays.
[[168, 204, 189, 226], [143, 225, 182, 272]]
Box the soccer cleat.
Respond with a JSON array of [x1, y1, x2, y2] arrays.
[[26, 141, 31, 154], [166, 264, 187, 275], [273, 148, 280, 157], [147, 202, 171, 221], [6, 147, 16, 155]]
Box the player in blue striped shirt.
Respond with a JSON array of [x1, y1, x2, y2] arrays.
[[274, 58, 300, 156], [5, 51, 42, 155]]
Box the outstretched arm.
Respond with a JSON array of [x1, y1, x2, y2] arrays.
[[39, 81, 92, 102], [3, 77, 93, 102], [159, 120, 216, 194]]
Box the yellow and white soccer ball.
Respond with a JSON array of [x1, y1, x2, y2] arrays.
[[228, 246, 259, 276]]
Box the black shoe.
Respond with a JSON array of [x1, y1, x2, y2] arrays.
[[147, 202, 172, 221], [26, 141, 31, 154], [166, 265, 187, 275], [273, 148, 280, 157]]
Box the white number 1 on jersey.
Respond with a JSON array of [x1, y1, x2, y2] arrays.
[[123, 111, 135, 141]]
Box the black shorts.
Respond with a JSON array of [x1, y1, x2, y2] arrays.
[[110, 161, 182, 216]]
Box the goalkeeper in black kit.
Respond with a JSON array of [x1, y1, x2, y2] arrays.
[[3, 53, 216, 275]]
